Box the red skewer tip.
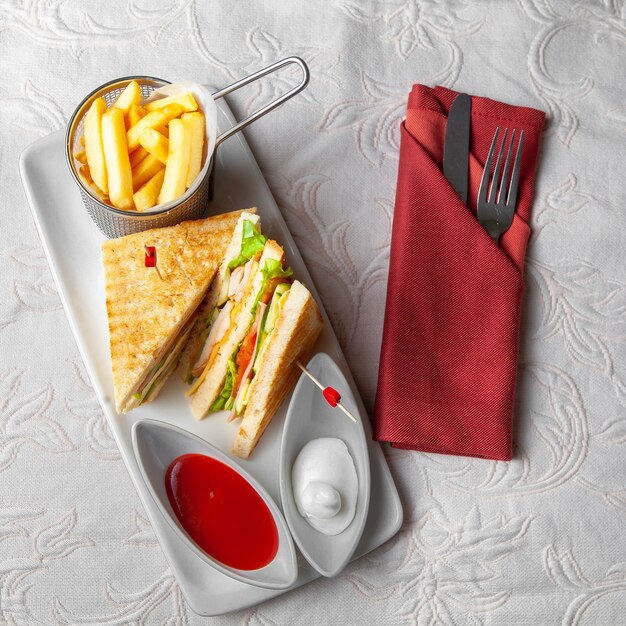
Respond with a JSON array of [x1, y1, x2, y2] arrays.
[[322, 386, 341, 408], [145, 246, 156, 267]]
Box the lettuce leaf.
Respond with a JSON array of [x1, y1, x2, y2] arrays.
[[209, 357, 238, 412], [227, 220, 267, 270], [198, 307, 218, 344], [205, 308, 217, 327], [251, 258, 293, 315]]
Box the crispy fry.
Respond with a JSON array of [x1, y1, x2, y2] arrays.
[[157, 125, 169, 138], [113, 80, 141, 113], [133, 169, 166, 212], [79, 135, 86, 148], [144, 92, 198, 114], [138, 128, 169, 164], [78, 163, 93, 186], [126, 103, 184, 151], [125, 104, 146, 130], [129, 146, 149, 168], [158, 118, 192, 204], [132, 154, 164, 191], [84, 97, 108, 195], [102, 108, 134, 210], [181, 111, 205, 188], [74, 149, 87, 164], [79, 164, 109, 201]]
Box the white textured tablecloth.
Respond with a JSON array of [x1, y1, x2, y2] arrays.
[[1, 1, 625, 624]]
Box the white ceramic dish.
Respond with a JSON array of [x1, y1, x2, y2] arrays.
[[280, 353, 370, 577], [19, 96, 403, 617], [133, 419, 297, 589]]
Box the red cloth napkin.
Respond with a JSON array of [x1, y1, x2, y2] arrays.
[[373, 85, 545, 461]]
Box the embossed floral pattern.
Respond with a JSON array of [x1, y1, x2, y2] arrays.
[[0, 1, 194, 57], [64, 361, 120, 460], [0, 370, 75, 472], [527, 260, 626, 398], [0, 508, 92, 624], [320, 72, 407, 167], [544, 546, 626, 625], [347, 500, 532, 624], [338, 0, 482, 60], [520, 0, 626, 145], [53, 572, 189, 625], [532, 174, 595, 236]]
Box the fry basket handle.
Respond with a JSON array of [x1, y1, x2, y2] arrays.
[[211, 56, 309, 148]]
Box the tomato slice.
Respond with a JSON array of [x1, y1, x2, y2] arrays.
[[233, 328, 257, 397]]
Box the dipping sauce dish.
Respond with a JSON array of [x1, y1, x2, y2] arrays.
[[279, 353, 371, 578], [132, 419, 297, 589], [166, 453, 279, 571]]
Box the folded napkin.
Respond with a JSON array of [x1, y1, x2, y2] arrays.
[[374, 85, 545, 461]]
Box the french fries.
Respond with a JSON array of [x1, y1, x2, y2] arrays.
[[78, 163, 93, 187], [127, 104, 184, 151], [76, 88, 205, 212], [182, 112, 205, 188], [132, 154, 164, 191], [102, 108, 134, 210], [84, 97, 109, 195], [139, 128, 169, 164], [133, 169, 165, 212], [113, 81, 141, 113], [126, 104, 146, 130], [129, 146, 149, 168], [144, 92, 198, 113], [158, 118, 192, 204]]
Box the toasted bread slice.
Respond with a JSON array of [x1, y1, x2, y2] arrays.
[[102, 209, 248, 413], [179, 211, 260, 383], [231, 281, 323, 458], [187, 239, 285, 420]]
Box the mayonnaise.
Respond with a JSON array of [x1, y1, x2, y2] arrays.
[[292, 438, 358, 535]]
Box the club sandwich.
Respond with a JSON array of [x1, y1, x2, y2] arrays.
[[102, 209, 250, 413], [181, 214, 323, 457]]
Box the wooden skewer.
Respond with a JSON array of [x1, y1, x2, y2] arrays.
[[296, 361, 325, 391], [335, 401, 358, 423], [296, 361, 358, 423]]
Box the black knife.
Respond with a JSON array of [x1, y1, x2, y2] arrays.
[[443, 93, 471, 204]]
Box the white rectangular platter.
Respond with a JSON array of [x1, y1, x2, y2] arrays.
[[19, 98, 402, 617]]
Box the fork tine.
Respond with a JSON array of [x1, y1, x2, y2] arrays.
[[496, 129, 515, 204], [505, 130, 524, 206], [478, 127, 499, 205], [488, 128, 508, 204]]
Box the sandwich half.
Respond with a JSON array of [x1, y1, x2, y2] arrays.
[[231, 280, 323, 458], [102, 209, 251, 413], [178, 210, 262, 384], [183, 216, 323, 457]]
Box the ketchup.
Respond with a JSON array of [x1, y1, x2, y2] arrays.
[[165, 453, 278, 570]]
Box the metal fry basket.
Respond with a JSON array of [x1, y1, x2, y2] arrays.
[[65, 57, 309, 238]]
